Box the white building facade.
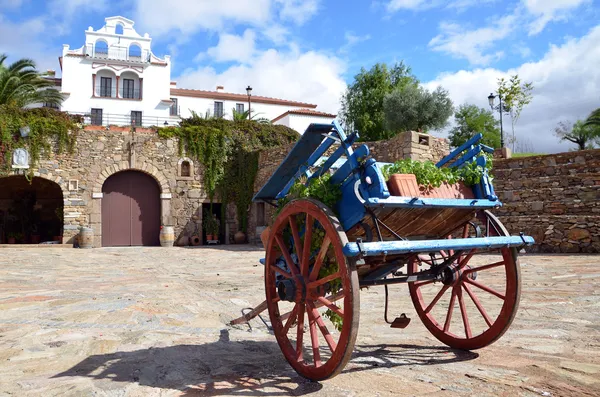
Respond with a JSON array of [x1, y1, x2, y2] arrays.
[[53, 16, 336, 132]]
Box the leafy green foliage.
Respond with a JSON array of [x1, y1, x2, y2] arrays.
[[583, 107, 600, 129], [0, 54, 65, 108], [449, 104, 500, 148], [0, 105, 80, 175], [340, 62, 419, 141], [202, 210, 220, 235], [555, 120, 600, 150], [275, 173, 342, 218], [158, 116, 299, 234], [382, 157, 493, 188], [383, 84, 454, 133]]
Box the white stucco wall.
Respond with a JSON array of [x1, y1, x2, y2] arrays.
[[273, 113, 336, 134], [171, 95, 314, 123]]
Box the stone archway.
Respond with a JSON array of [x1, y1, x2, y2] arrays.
[[0, 176, 64, 244], [91, 162, 172, 247]]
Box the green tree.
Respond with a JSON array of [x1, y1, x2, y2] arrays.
[[0, 54, 64, 108], [497, 74, 534, 150], [583, 107, 600, 128], [449, 104, 500, 148], [231, 108, 271, 124], [383, 84, 453, 133], [340, 61, 419, 141], [555, 120, 600, 150]]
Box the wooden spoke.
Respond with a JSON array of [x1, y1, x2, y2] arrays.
[[413, 279, 436, 288], [307, 301, 337, 353], [443, 286, 457, 332], [274, 234, 299, 277], [425, 284, 450, 314], [308, 236, 331, 282], [280, 291, 345, 322], [457, 286, 472, 338], [308, 271, 340, 289], [463, 284, 493, 327], [463, 260, 505, 274], [464, 278, 505, 300], [457, 249, 476, 270], [289, 216, 303, 265], [306, 303, 322, 367], [270, 264, 292, 279], [317, 296, 344, 317], [296, 303, 305, 362], [300, 214, 314, 277], [283, 304, 299, 335]]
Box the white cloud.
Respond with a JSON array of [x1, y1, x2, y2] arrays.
[[205, 29, 256, 63], [424, 25, 600, 153], [177, 45, 347, 114], [262, 24, 290, 45], [386, 0, 495, 12], [133, 0, 272, 38], [339, 31, 371, 54], [276, 0, 320, 25], [428, 13, 517, 65], [524, 0, 590, 35], [0, 14, 57, 72], [386, 0, 431, 12]]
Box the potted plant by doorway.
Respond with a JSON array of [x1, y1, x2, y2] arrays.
[[7, 232, 17, 244], [204, 211, 219, 241]]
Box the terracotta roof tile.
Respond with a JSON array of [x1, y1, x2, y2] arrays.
[[272, 108, 337, 123], [170, 88, 317, 108]]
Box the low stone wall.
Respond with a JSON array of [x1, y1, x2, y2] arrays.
[[493, 149, 600, 253]]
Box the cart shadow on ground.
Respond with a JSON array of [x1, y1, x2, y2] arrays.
[[52, 329, 478, 396]]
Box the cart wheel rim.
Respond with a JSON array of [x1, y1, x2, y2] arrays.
[[265, 198, 359, 381], [408, 210, 521, 350]]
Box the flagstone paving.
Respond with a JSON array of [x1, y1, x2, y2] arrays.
[[0, 247, 598, 396]]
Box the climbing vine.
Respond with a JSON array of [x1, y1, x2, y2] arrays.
[[158, 117, 299, 234], [0, 106, 81, 176]]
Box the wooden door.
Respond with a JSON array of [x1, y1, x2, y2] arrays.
[[102, 171, 160, 246]]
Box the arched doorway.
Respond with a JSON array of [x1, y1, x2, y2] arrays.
[[102, 171, 160, 246], [0, 176, 63, 244]]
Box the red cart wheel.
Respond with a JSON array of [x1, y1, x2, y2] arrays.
[[408, 210, 521, 350], [265, 198, 360, 381]]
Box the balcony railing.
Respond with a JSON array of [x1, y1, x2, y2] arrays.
[[85, 45, 150, 63], [94, 86, 142, 100], [70, 111, 181, 129]]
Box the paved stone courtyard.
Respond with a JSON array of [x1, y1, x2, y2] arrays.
[[0, 246, 598, 396]]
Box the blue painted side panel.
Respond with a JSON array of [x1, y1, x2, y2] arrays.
[[447, 146, 483, 169], [436, 133, 483, 168], [331, 144, 370, 185], [364, 196, 501, 209], [253, 123, 334, 201], [343, 235, 535, 257]]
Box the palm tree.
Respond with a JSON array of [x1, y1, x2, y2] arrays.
[[583, 107, 600, 128], [231, 108, 271, 124], [0, 54, 64, 108]]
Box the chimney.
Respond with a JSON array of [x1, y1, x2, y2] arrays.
[[170, 81, 177, 88], [46, 70, 55, 77], [216, 85, 224, 92]]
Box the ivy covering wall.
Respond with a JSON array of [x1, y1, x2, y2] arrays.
[[158, 117, 299, 234], [0, 105, 81, 175]]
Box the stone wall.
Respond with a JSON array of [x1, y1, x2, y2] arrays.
[[248, 131, 450, 243], [3, 126, 220, 247], [492, 149, 600, 253]]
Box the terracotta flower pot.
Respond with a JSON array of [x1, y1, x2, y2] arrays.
[[7, 237, 16, 244], [31, 235, 41, 244], [260, 226, 271, 248], [206, 234, 214, 241], [387, 174, 420, 197], [419, 181, 475, 199]]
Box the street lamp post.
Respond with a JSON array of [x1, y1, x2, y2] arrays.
[[246, 85, 252, 120], [488, 93, 504, 148]]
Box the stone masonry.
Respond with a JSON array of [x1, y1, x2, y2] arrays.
[[492, 149, 600, 253]]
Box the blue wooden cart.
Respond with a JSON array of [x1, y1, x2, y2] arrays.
[[233, 121, 534, 381]]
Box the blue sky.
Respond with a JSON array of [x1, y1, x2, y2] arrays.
[[1, 0, 599, 152]]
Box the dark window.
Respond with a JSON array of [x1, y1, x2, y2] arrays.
[[100, 77, 112, 97], [131, 111, 142, 127], [236, 103, 244, 114], [180, 161, 190, 177], [91, 108, 103, 126], [122, 78, 135, 99], [256, 202, 266, 227], [44, 102, 59, 109], [170, 98, 178, 116], [214, 101, 224, 118]]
